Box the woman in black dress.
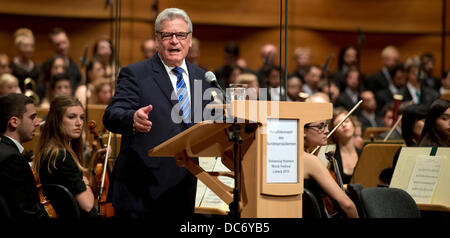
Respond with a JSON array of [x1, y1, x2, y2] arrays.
[[33, 95, 96, 217], [303, 119, 359, 218]]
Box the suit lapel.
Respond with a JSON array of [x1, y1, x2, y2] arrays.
[[151, 54, 178, 107]]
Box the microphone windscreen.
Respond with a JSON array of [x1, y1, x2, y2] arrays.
[[205, 71, 216, 83]]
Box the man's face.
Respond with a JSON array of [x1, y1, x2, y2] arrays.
[[17, 103, 39, 143], [54, 80, 72, 96], [51, 32, 70, 56], [18, 37, 35, 59], [383, 51, 399, 69], [346, 71, 359, 90], [393, 70, 406, 88], [361, 91, 376, 112], [287, 77, 301, 99], [156, 18, 192, 67], [305, 67, 321, 87]]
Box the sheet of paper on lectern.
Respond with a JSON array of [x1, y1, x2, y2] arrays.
[[195, 157, 233, 211], [195, 157, 217, 207]]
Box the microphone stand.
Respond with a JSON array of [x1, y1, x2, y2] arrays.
[[112, 0, 122, 160], [417, 63, 425, 105], [227, 122, 242, 218], [357, 27, 365, 73]]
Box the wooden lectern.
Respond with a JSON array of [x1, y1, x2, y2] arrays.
[[149, 100, 332, 218]]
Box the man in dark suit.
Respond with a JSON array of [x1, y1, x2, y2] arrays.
[[103, 8, 212, 218], [358, 90, 383, 133], [365, 45, 400, 94], [40, 28, 82, 93], [334, 66, 361, 114], [375, 64, 407, 116], [0, 93, 47, 219]]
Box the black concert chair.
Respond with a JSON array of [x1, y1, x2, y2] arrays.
[[350, 185, 421, 218], [43, 184, 81, 219], [302, 188, 322, 218], [0, 193, 11, 219], [346, 183, 366, 218]]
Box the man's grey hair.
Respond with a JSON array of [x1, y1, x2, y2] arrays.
[[155, 8, 193, 34]]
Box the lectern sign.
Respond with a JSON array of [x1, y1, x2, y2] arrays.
[[266, 119, 298, 183]]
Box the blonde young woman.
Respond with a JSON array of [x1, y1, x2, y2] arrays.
[[33, 96, 103, 217], [328, 107, 361, 184], [303, 119, 359, 218]]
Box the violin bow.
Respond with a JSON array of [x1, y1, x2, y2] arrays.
[[98, 131, 112, 201], [311, 100, 363, 154], [383, 114, 403, 142]]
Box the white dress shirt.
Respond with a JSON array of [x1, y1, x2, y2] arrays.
[[161, 59, 191, 100]]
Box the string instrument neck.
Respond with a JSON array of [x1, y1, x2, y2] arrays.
[[32, 170, 57, 218]]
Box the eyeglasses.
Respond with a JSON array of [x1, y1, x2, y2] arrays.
[[157, 32, 191, 41], [305, 123, 328, 133]]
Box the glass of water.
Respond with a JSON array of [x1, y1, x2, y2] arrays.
[[228, 83, 247, 102]]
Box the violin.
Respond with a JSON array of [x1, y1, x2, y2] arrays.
[[87, 120, 115, 218], [322, 151, 346, 218], [32, 170, 57, 218]]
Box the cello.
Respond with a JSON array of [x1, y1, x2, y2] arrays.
[[87, 120, 115, 218]]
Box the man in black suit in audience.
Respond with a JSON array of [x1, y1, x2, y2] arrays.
[[358, 90, 383, 133], [375, 64, 407, 116], [366, 45, 400, 94], [0, 93, 48, 219], [40, 28, 82, 92]]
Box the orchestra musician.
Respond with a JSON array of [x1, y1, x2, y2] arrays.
[[303, 119, 359, 218], [328, 107, 361, 184], [418, 98, 450, 147], [0, 93, 48, 219], [33, 95, 106, 218]]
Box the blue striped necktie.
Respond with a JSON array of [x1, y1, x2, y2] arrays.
[[172, 67, 191, 123]]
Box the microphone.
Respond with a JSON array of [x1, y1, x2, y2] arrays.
[[205, 71, 226, 102], [321, 54, 333, 73]]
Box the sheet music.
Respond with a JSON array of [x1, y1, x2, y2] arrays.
[[317, 144, 336, 167], [406, 155, 442, 204], [196, 157, 234, 211], [195, 157, 218, 207]]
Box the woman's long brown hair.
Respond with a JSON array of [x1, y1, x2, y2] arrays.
[[33, 95, 86, 173]]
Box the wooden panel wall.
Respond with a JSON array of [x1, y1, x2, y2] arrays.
[[0, 0, 448, 79]]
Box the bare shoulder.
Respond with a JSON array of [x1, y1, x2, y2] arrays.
[[303, 152, 321, 166], [303, 152, 321, 178]]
